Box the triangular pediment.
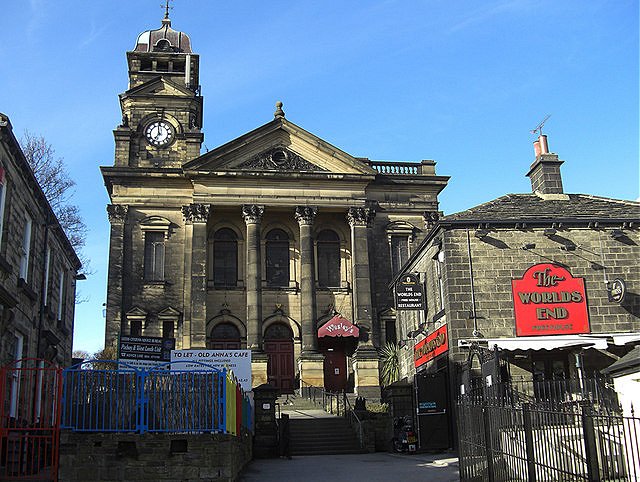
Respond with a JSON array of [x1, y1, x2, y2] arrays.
[[184, 118, 377, 176], [122, 76, 194, 98], [158, 306, 181, 319], [125, 307, 148, 319]]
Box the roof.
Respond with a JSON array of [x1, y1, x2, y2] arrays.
[[444, 194, 640, 223], [134, 17, 192, 53], [602, 346, 640, 377]]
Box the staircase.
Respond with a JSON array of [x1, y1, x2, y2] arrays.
[[278, 395, 364, 456]]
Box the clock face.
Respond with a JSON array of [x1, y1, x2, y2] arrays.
[[144, 120, 173, 147]]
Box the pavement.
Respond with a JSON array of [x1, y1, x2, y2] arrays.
[[239, 452, 460, 482]]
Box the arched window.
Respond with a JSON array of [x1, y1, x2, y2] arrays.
[[266, 229, 289, 287], [213, 228, 238, 287], [208, 323, 241, 350], [317, 230, 340, 287]]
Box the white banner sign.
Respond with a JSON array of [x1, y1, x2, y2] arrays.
[[171, 349, 252, 392]]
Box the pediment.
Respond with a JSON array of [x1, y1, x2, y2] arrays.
[[123, 77, 193, 98], [184, 118, 377, 176], [125, 307, 148, 319], [158, 306, 181, 319]]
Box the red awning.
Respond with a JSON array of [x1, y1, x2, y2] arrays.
[[318, 315, 360, 338]]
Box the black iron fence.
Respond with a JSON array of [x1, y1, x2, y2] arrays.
[[457, 398, 639, 481]]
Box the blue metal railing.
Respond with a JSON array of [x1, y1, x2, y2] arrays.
[[61, 360, 252, 435]]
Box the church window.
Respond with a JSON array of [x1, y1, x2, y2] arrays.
[[19, 215, 32, 281], [390, 235, 409, 276], [317, 229, 340, 287], [162, 320, 174, 339], [140, 59, 152, 71], [156, 61, 169, 71], [57, 269, 65, 322], [213, 228, 238, 287], [266, 229, 289, 287], [144, 231, 165, 281], [0, 167, 6, 247], [130, 320, 142, 337]]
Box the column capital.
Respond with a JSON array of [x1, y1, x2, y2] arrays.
[[242, 204, 264, 224], [347, 207, 375, 227], [107, 204, 129, 223], [423, 210, 439, 229], [182, 203, 211, 224], [295, 206, 317, 226]]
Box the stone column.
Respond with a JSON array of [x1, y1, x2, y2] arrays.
[[242, 205, 264, 351], [182, 203, 211, 348], [295, 206, 324, 387], [295, 206, 318, 353], [105, 204, 128, 347], [347, 207, 381, 399]]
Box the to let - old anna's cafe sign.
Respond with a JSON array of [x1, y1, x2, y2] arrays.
[[512, 263, 590, 336]]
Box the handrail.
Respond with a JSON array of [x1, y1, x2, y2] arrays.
[[343, 392, 365, 449], [299, 380, 364, 449]]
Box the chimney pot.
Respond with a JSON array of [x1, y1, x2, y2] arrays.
[[539, 134, 549, 154]]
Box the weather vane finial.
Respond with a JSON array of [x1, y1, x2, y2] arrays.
[[162, 0, 173, 20], [530, 114, 551, 136]]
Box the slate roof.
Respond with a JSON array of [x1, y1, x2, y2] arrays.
[[443, 194, 640, 223], [601, 346, 640, 377]]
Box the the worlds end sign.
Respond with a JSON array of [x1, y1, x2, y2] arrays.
[[512, 263, 590, 336]]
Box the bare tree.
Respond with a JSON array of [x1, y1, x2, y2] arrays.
[[20, 131, 88, 258]]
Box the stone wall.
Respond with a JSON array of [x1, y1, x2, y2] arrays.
[[59, 432, 252, 482]]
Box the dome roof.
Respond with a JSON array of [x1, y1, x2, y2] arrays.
[[134, 17, 192, 54]]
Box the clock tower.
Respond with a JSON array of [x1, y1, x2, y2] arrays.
[[113, 12, 203, 168]]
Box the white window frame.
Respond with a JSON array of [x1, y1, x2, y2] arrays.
[[43, 246, 51, 305], [9, 333, 24, 418], [57, 270, 65, 322], [0, 169, 6, 247], [19, 215, 32, 281]]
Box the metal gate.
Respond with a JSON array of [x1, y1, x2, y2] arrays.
[[0, 358, 62, 481]]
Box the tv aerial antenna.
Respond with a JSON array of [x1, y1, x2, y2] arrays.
[[530, 114, 551, 136]]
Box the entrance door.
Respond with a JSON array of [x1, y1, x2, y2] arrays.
[[207, 322, 242, 350], [323, 349, 347, 392], [264, 324, 294, 393]]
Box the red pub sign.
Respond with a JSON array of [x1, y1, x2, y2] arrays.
[[415, 324, 448, 369], [512, 263, 590, 336]]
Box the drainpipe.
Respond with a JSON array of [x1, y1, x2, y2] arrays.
[[466, 229, 479, 337]]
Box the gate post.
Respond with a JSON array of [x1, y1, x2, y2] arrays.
[[522, 403, 537, 482], [136, 370, 148, 434], [581, 401, 601, 482], [482, 403, 495, 482]]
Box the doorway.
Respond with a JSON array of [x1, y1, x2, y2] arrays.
[[264, 323, 295, 393], [323, 349, 347, 392], [207, 322, 242, 350]]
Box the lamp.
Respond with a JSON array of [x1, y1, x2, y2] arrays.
[[610, 229, 624, 240], [74, 273, 87, 280], [543, 228, 557, 236], [474, 229, 490, 239], [521, 243, 536, 250]]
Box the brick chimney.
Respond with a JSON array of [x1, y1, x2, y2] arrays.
[[526, 134, 564, 195]]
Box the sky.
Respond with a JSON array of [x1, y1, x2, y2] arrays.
[[1, 1, 637, 355]]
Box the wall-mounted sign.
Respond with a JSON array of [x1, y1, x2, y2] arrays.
[[414, 324, 448, 369], [512, 263, 589, 337], [396, 273, 425, 310], [118, 335, 175, 369], [171, 349, 252, 392], [608, 278, 626, 304]]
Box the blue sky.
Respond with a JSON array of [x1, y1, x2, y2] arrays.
[[1, 1, 637, 354]]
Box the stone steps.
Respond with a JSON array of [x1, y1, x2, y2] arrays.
[[287, 417, 363, 455]]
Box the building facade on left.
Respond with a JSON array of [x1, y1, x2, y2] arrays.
[[0, 113, 81, 366]]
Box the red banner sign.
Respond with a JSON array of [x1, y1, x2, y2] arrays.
[[512, 263, 590, 336], [414, 325, 448, 369], [317, 315, 360, 338]]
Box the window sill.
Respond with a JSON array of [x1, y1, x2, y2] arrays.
[[143, 280, 171, 287], [264, 286, 299, 293], [0, 254, 11, 274], [317, 286, 351, 293], [17, 278, 37, 301]]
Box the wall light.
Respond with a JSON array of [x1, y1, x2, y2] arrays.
[[521, 243, 536, 250], [544, 228, 557, 236], [475, 229, 490, 238]]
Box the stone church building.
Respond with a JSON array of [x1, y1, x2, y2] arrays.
[[102, 15, 448, 396]]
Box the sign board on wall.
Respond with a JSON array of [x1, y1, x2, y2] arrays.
[[171, 349, 252, 392], [414, 324, 448, 369], [396, 274, 425, 310], [512, 263, 590, 336], [118, 335, 175, 369]]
